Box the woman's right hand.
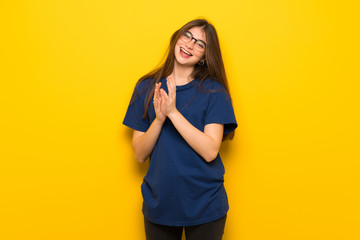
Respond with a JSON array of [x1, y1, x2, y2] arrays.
[[154, 82, 166, 122]]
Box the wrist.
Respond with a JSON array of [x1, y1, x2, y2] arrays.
[[167, 109, 179, 120], [154, 117, 165, 125]]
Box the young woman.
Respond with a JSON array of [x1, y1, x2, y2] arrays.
[[123, 18, 237, 240]]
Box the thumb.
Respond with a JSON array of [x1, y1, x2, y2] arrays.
[[160, 88, 168, 100]]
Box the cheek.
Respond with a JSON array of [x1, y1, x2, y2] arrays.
[[175, 39, 183, 49], [195, 51, 205, 60], [174, 42, 182, 53], [174, 46, 181, 58]]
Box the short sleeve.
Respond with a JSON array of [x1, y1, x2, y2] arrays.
[[204, 89, 237, 135], [122, 83, 151, 132]]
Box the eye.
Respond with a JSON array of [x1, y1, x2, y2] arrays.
[[184, 31, 192, 39], [196, 41, 205, 49]]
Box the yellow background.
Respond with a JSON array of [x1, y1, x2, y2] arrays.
[[1, 0, 359, 239]]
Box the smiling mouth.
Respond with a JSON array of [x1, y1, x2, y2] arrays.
[[180, 47, 192, 56]]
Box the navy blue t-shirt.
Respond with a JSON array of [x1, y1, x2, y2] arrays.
[[123, 77, 237, 226]]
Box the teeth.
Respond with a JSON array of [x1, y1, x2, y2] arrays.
[[181, 48, 192, 56]]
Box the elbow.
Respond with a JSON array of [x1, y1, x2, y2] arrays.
[[132, 143, 147, 163], [203, 150, 219, 163], [133, 149, 147, 163], [134, 154, 147, 163], [202, 137, 222, 162]]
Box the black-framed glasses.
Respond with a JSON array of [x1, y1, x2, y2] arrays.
[[180, 31, 206, 51]]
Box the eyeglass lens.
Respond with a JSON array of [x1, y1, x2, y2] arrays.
[[181, 31, 206, 51]]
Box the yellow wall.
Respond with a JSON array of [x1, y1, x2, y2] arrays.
[[1, 1, 359, 239]]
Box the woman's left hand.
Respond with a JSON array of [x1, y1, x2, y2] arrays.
[[160, 75, 177, 116]]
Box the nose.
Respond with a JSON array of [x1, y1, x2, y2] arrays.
[[185, 39, 196, 49]]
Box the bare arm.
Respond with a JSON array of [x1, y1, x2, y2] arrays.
[[161, 76, 224, 162], [132, 119, 164, 163], [169, 111, 223, 162], [132, 82, 166, 163]]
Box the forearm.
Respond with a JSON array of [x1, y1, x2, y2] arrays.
[[132, 118, 164, 163], [168, 110, 221, 162]]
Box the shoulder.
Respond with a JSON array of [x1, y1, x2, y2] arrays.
[[129, 78, 155, 103], [134, 78, 154, 92], [198, 78, 229, 98], [200, 78, 227, 91], [132, 78, 156, 99]]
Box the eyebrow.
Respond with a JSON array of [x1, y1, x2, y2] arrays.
[[187, 30, 206, 44]]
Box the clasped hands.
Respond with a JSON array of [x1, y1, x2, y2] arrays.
[[153, 75, 177, 122]]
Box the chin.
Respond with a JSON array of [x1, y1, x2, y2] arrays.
[[174, 46, 197, 66], [174, 54, 197, 67], [175, 58, 196, 67]]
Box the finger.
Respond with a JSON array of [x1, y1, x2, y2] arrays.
[[154, 82, 161, 101], [160, 88, 168, 98], [156, 97, 161, 110], [171, 80, 176, 99], [168, 77, 176, 99], [169, 75, 174, 86], [166, 79, 172, 98], [154, 90, 159, 109], [154, 83, 158, 100], [170, 77, 176, 94], [171, 76, 176, 88], [158, 82, 163, 99], [168, 76, 174, 89], [160, 89, 169, 104]]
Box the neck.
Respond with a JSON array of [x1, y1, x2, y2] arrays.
[[171, 61, 195, 85]]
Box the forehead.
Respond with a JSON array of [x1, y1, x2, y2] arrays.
[[187, 26, 206, 43]]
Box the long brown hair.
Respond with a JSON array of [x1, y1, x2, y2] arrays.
[[133, 18, 235, 140]]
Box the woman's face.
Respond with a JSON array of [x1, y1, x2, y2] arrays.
[[174, 26, 207, 67]]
